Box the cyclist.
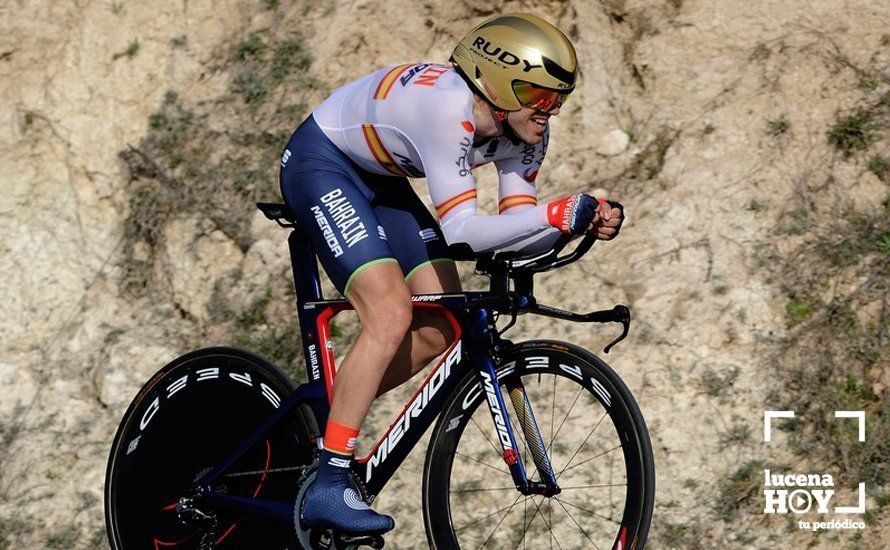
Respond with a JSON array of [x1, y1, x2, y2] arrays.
[[279, 13, 625, 535]]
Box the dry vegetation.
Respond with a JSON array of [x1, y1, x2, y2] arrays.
[[116, 7, 317, 374]]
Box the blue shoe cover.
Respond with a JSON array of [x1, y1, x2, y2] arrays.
[[301, 451, 395, 535]]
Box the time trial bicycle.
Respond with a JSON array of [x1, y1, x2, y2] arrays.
[[104, 201, 655, 549]]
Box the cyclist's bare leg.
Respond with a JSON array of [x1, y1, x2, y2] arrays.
[[302, 262, 404, 535], [328, 261, 414, 429], [377, 261, 461, 396]]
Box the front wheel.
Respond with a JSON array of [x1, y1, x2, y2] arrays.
[[423, 340, 654, 549], [104, 347, 314, 549]]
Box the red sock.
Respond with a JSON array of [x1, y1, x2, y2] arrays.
[[324, 421, 359, 456]]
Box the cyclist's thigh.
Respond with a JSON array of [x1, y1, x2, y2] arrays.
[[280, 127, 397, 297], [370, 177, 458, 291], [404, 261, 460, 294]]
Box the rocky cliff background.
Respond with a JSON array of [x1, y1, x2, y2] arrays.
[[1, 0, 888, 548]]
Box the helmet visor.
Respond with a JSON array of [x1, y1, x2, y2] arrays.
[[512, 81, 572, 112]]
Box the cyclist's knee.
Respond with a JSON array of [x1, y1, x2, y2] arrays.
[[349, 269, 413, 350], [373, 292, 413, 345]]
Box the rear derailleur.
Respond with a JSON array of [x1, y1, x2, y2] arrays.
[[176, 491, 219, 549]]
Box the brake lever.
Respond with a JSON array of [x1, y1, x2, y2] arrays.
[[602, 305, 630, 354], [518, 302, 631, 352], [496, 293, 523, 337]]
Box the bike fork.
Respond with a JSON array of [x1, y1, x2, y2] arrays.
[[505, 380, 559, 491], [469, 309, 559, 496]]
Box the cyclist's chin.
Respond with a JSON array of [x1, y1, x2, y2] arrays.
[[510, 122, 545, 145]]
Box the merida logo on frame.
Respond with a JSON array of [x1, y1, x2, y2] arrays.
[[365, 340, 462, 481], [479, 371, 513, 451]]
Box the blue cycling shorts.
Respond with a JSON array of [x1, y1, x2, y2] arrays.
[[279, 115, 453, 296]]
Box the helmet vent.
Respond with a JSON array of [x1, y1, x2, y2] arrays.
[[542, 56, 575, 86]]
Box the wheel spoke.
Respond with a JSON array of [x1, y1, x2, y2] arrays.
[[546, 385, 583, 456], [513, 496, 563, 550], [555, 411, 607, 480], [480, 493, 526, 548], [454, 494, 529, 533], [514, 498, 540, 550], [555, 496, 621, 524], [554, 497, 601, 549], [548, 498, 553, 550], [471, 416, 502, 456], [454, 450, 509, 475], [557, 444, 622, 477], [558, 483, 627, 490], [529, 496, 564, 550], [515, 503, 535, 550], [537, 374, 558, 550], [451, 486, 518, 493]]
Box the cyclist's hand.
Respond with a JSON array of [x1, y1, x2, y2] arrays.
[[589, 200, 624, 240], [545, 194, 599, 235]]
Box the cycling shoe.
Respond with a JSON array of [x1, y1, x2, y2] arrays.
[[302, 483, 394, 534], [301, 452, 395, 535]]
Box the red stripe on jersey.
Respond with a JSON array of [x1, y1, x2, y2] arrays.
[[362, 124, 406, 176], [498, 194, 537, 213], [373, 64, 412, 99], [435, 189, 477, 219]]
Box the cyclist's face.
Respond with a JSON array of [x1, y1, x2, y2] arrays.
[[506, 105, 559, 145]]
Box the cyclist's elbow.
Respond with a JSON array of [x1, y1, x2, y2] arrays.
[[440, 223, 463, 248], [441, 218, 484, 252], [442, 232, 484, 254]]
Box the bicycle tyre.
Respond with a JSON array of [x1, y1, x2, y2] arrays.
[[104, 347, 314, 549], [423, 340, 654, 549]]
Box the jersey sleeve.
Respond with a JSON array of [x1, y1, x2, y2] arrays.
[[494, 128, 547, 216], [415, 92, 550, 252], [498, 227, 569, 254]]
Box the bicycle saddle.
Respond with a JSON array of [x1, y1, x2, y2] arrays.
[[257, 202, 299, 227]]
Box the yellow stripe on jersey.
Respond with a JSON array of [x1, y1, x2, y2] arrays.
[[361, 124, 406, 176], [373, 64, 413, 99], [498, 194, 537, 213], [435, 189, 477, 219]]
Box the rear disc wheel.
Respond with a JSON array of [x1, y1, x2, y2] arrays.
[[104, 347, 314, 549]]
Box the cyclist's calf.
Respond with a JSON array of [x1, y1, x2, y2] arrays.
[[412, 310, 455, 362], [376, 309, 455, 396]]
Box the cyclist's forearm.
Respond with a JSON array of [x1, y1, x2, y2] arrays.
[[439, 205, 549, 252], [497, 227, 567, 254]]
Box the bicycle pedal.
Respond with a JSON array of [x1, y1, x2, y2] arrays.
[[310, 529, 384, 549], [333, 533, 384, 549]]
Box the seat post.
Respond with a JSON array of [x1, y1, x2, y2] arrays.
[[288, 229, 323, 303]]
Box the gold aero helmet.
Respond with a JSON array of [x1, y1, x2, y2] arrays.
[[451, 13, 578, 112]]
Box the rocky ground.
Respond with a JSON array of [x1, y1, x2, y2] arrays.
[[1, 0, 888, 548]]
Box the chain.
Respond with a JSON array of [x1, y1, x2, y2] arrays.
[[223, 465, 307, 478]]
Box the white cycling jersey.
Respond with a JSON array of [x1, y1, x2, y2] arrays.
[[312, 63, 560, 253]]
